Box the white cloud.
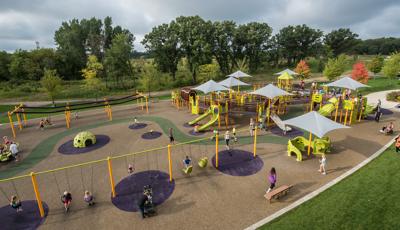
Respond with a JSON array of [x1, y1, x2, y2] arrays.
[[0, 0, 399, 52]]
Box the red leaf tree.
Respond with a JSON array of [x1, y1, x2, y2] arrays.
[[351, 62, 369, 83], [295, 60, 311, 79]]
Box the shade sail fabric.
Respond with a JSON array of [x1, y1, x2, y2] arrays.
[[219, 76, 250, 88], [274, 69, 298, 76], [250, 84, 291, 99], [192, 80, 230, 94], [283, 111, 349, 138], [277, 72, 294, 80], [325, 76, 370, 90], [227, 70, 251, 78]]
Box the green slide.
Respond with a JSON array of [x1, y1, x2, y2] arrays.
[[188, 107, 212, 125], [318, 103, 336, 116], [198, 113, 218, 131]]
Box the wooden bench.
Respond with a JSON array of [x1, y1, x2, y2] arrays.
[[264, 185, 293, 203]]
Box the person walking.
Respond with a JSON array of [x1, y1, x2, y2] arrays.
[[266, 167, 277, 193], [375, 102, 382, 122], [318, 155, 327, 175], [224, 131, 230, 151], [168, 128, 175, 144], [249, 118, 255, 136]]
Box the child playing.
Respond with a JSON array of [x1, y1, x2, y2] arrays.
[[266, 167, 277, 193], [318, 155, 327, 175], [211, 128, 219, 141], [249, 118, 255, 136], [183, 156, 192, 169], [128, 164, 134, 174], [61, 191, 72, 212], [232, 127, 237, 143], [225, 131, 230, 151], [10, 195, 23, 212], [39, 119, 45, 130], [83, 191, 95, 206]]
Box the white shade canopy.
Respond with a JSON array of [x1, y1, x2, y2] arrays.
[[325, 76, 370, 91], [219, 76, 250, 88], [228, 70, 251, 78], [250, 84, 291, 99], [283, 111, 349, 138], [274, 68, 298, 76], [192, 80, 230, 94]]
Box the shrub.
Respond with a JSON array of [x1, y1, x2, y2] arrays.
[[386, 91, 400, 102]]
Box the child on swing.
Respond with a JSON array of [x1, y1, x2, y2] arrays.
[[10, 195, 23, 212], [61, 191, 72, 212], [83, 190, 95, 206]]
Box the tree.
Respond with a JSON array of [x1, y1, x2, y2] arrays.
[[104, 33, 136, 89], [367, 55, 384, 75], [324, 28, 359, 56], [382, 52, 400, 80], [233, 22, 272, 72], [81, 17, 103, 59], [103, 16, 113, 50], [139, 63, 158, 97], [54, 19, 87, 80], [323, 55, 347, 80], [81, 55, 105, 100], [197, 62, 221, 82], [142, 22, 181, 80], [0, 51, 11, 81], [40, 69, 62, 105], [295, 60, 311, 79], [351, 62, 369, 83], [275, 24, 323, 65], [175, 16, 213, 84], [210, 21, 236, 75]]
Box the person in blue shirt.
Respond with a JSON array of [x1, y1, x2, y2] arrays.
[[183, 156, 192, 168]]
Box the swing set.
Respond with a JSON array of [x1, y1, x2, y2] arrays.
[[7, 94, 147, 138]]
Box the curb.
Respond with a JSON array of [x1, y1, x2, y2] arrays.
[[245, 137, 396, 230]]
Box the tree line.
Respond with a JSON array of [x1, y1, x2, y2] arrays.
[[0, 15, 400, 86]]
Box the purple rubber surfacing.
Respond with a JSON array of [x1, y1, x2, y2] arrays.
[[111, 170, 175, 212], [212, 150, 264, 176], [128, 123, 148, 130], [58, 135, 110, 155], [270, 127, 304, 138], [0, 200, 49, 230], [141, 131, 162, 139]]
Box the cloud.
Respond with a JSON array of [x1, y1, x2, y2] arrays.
[[0, 0, 399, 52]]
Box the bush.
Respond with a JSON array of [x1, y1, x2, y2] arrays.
[[386, 91, 400, 102]]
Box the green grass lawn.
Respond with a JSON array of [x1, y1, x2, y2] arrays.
[[359, 77, 400, 95], [260, 146, 400, 230]]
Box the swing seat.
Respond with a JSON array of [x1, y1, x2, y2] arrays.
[[182, 166, 193, 175], [198, 157, 208, 168]]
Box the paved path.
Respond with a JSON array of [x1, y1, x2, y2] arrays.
[[365, 89, 400, 109]]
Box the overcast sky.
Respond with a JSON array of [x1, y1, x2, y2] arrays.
[[0, 0, 399, 52]]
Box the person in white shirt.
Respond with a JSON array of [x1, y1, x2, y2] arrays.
[[225, 131, 230, 151], [9, 142, 19, 161]]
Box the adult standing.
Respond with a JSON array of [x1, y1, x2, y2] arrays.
[[375, 99, 382, 122]]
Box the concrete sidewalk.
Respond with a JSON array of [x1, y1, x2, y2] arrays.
[[365, 90, 400, 109]]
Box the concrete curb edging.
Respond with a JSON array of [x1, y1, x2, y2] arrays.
[[245, 137, 396, 230]]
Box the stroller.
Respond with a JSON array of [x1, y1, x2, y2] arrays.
[[142, 185, 156, 217]]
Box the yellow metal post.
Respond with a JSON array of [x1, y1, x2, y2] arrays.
[[8, 112, 16, 138], [334, 103, 339, 122], [349, 108, 354, 126], [109, 105, 113, 121], [65, 111, 70, 128], [167, 145, 173, 182], [358, 99, 363, 122], [22, 109, 27, 125], [107, 157, 116, 197], [30, 172, 45, 217], [307, 132, 312, 156], [145, 96, 149, 114], [253, 128, 257, 158], [15, 108, 22, 130], [215, 134, 219, 168], [344, 109, 349, 125], [267, 99, 271, 127]]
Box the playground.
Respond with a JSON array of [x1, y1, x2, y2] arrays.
[[0, 72, 397, 230]]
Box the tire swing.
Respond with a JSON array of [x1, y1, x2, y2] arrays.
[[198, 140, 208, 168]]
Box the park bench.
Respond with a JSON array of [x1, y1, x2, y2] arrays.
[[264, 185, 293, 203]]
